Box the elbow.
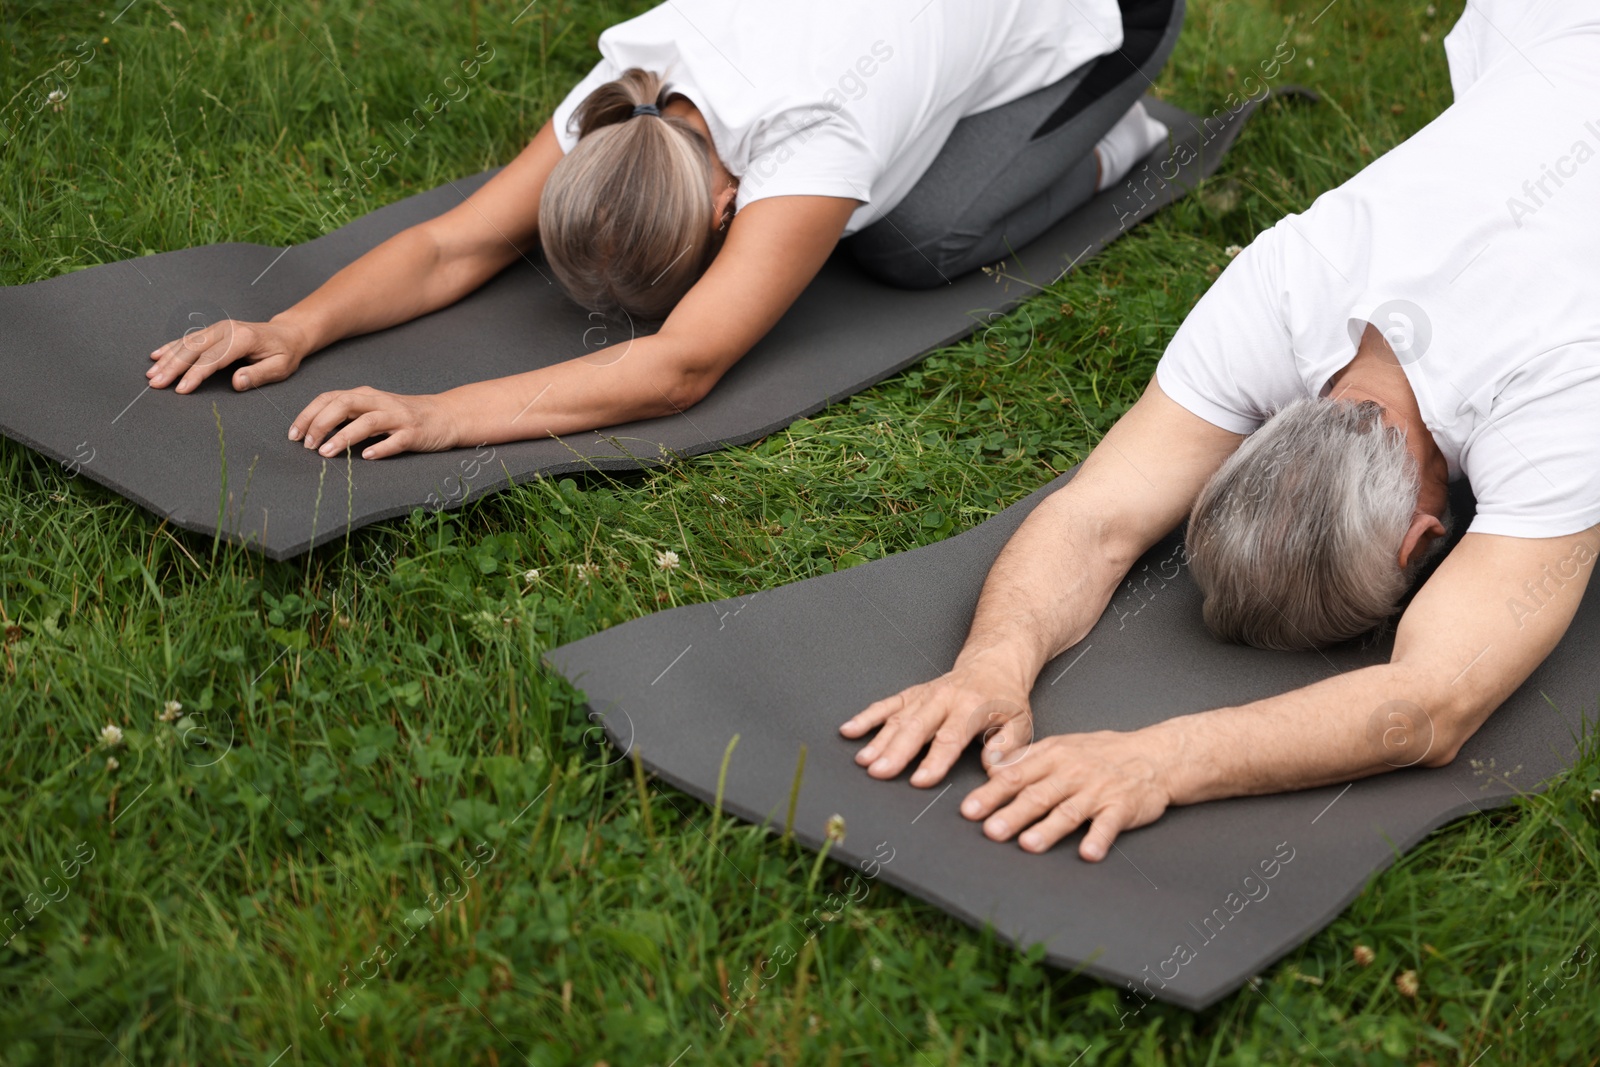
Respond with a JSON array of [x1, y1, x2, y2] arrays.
[[657, 360, 720, 414]]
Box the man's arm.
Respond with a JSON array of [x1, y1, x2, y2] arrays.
[[959, 524, 1598, 860], [839, 379, 1244, 783]]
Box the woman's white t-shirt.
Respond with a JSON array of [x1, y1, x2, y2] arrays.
[[1155, 0, 1600, 539], [549, 0, 1124, 237]]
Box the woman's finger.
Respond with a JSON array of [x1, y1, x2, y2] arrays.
[[172, 326, 245, 393], [359, 428, 413, 461], [234, 352, 294, 391], [317, 410, 392, 457], [288, 391, 342, 443], [147, 331, 219, 388], [304, 393, 372, 450]]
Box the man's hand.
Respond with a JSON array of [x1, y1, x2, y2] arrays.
[[959, 730, 1176, 861], [288, 387, 461, 460], [147, 318, 312, 394], [839, 659, 1035, 787]]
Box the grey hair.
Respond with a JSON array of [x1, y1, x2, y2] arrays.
[[1186, 396, 1448, 651], [539, 68, 728, 322]]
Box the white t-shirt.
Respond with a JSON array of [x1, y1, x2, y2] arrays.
[[1156, 0, 1600, 539], [549, 0, 1123, 237]]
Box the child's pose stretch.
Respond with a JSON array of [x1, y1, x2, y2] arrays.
[[146, 0, 1181, 459]]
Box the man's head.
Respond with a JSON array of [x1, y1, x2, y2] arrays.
[[1186, 396, 1451, 650], [539, 68, 736, 323]]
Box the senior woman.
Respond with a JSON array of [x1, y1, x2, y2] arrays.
[[142, 0, 1182, 458]]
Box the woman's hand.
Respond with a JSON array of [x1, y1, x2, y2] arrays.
[[289, 387, 462, 460], [958, 730, 1176, 861], [839, 657, 1037, 786], [147, 318, 312, 393]]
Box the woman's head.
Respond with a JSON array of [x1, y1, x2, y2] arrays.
[[540, 68, 731, 322]]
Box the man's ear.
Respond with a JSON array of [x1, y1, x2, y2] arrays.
[[1398, 512, 1448, 569]]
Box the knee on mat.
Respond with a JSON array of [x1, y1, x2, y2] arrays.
[[846, 235, 966, 290]]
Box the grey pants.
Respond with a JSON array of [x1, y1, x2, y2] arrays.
[[846, 0, 1185, 289]]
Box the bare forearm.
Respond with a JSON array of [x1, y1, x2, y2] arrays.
[[1151, 662, 1467, 805], [437, 336, 707, 446], [956, 499, 1128, 687], [271, 227, 484, 356]]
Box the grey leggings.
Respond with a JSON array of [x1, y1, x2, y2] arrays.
[[846, 0, 1185, 289]]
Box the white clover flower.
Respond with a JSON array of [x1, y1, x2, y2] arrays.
[[99, 723, 124, 748], [522, 568, 540, 583], [105, 756, 119, 772], [825, 813, 846, 843], [655, 550, 680, 572], [47, 89, 66, 108], [1225, 244, 1243, 258], [159, 700, 182, 723], [575, 562, 599, 583]]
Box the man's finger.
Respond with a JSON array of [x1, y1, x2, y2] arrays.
[[983, 781, 1068, 842], [976, 702, 1034, 772], [909, 716, 982, 787], [1079, 804, 1131, 862], [862, 703, 939, 779], [1016, 798, 1091, 853], [840, 692, 905, 739]]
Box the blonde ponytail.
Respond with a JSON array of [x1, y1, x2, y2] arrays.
[[540, 68, 727, 322]]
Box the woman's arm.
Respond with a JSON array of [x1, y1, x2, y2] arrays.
[[289, 193, 859, 458], [147, 120, 567, 394]]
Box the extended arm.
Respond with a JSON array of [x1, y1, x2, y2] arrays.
[[840, 380, 1243, 780], [149, 118, 567, 394], [959, 523, 1597, 860], [289, 192, 857, 457]]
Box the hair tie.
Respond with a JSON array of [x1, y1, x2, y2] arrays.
[[631, 103, 661, 118]]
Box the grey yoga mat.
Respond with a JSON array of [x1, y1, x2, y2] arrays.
[[0, 93, 1291, 559], [545, 472, 1598, 1010]]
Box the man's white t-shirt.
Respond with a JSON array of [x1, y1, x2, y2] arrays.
[[549, 0, 1123, 237], [1155, 0, 1600, 539]]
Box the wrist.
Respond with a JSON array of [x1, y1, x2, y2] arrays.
[[950, 641, 1042, 698], [269, 311, 325, 363], [1144, 715, 1215, 806]]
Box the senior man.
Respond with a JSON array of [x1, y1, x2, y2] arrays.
[[840, 0, 1600, 860]]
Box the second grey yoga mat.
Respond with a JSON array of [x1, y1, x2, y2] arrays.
[[545, 472, 1598, 1010], [0, 94, 1285, 559]]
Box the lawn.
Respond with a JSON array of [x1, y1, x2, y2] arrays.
[[3, 0, 1598, 1064]]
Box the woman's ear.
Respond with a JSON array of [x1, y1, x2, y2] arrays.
[[713, 183, 738, 230]]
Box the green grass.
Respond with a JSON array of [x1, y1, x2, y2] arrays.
[[4, 0, 1599, 1063]]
